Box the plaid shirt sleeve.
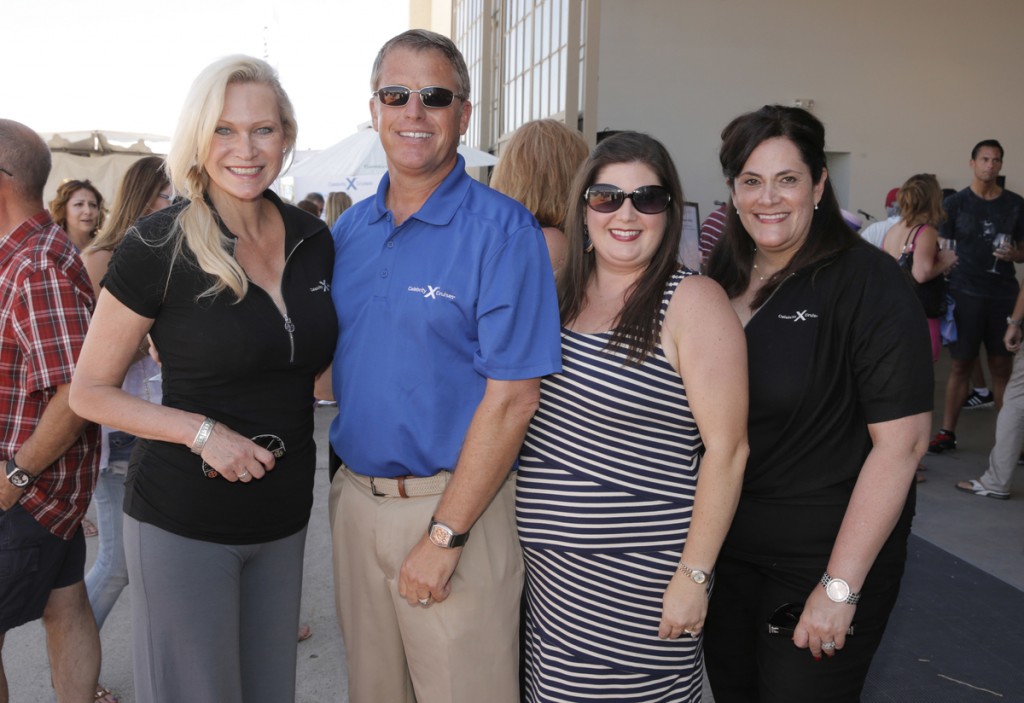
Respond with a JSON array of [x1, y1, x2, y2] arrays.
[[13, 267, 93, 395], [0, 216, 99, 539]]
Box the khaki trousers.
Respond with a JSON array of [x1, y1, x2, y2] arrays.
[[980, 349, 1024, 493], [329, 468, 523, 703]]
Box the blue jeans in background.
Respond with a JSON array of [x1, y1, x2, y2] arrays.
[[84, 431, 135, 629]]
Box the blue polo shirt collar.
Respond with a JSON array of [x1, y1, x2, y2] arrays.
[[369, 154, 471, 226]]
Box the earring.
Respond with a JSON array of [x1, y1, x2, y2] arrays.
[[814, 203, 819, 210], [583, 224, 594, 254]]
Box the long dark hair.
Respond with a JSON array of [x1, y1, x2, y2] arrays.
[[707, 105, 858, 309], [561, 131, 684, 364]]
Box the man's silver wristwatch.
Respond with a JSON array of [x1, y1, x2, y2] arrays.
[[821, 572, 861, 604], [5, 458, 38, 489], [427, 517, 469, 549]]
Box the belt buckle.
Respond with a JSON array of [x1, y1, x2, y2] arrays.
[[369, 476, 386, 497]]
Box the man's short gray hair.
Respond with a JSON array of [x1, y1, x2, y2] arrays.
[[370, 29, 471, 101], [0, 119, 51, 200]]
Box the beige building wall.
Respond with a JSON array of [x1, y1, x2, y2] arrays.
[[592, 0, 1024, 221], [411, 0, 452, 34]]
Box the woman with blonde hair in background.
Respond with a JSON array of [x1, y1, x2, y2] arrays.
[[325, 190, 352, 229], [70, 55, 336, 703], [490, 119, 589, 272], [79, 155, 171, 703], [881, 174, 958, 484], [50, 178, 105, 251], [880, 173, 958, 362]]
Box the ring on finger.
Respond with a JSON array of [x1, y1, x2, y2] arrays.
[[418, 597, 430, 606], [821, 640, 836, 651], [238, 470, 250, 479], [683, 628, 698, 638]]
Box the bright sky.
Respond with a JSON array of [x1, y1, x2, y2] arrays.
[[2, 0, 410, 150]]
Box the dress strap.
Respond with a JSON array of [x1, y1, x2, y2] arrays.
[[902, 224, 925, 253], [658, 267, 696, 325]]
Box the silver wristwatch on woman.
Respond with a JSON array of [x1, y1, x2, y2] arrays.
[[821, 572, 861, 604]]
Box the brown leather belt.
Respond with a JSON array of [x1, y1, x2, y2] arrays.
[[343, 465, 450, 498]]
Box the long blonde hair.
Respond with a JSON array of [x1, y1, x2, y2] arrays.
[[166, 55, 297, 300]]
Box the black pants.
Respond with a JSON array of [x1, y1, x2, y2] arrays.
[[704, 553, 905, 703]]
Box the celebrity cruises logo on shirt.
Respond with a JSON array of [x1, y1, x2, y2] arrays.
[[408, 284, 456, 301], [778, 309, 818, 322]]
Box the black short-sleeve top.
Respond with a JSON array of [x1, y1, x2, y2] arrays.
[[723, 242, 933, 567], [104, 190, 337, 544]]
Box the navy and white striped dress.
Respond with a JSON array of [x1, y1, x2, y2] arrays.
[[517, 269, 704, 703]]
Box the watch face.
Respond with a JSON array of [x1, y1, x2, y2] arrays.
[[429, 524, 453, 548], [8, 470, 30, 488], [826, 578, 851, 602], [691, 570, 707, 584]]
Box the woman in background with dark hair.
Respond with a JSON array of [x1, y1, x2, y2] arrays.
[[704, 105, 932, 702], [517, 131, 748, 702], [50, 178, 105, 251]]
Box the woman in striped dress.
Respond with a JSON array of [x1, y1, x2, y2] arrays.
[[517, 132, 749, 702]]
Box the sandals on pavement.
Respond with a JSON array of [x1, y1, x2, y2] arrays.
[[955, 479, 1009, 500], [95, 685, 118, 702]]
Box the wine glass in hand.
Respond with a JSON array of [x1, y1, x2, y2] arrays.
[[989, 233, 1012, 273]]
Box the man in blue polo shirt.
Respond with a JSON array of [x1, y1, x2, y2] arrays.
[[327, 29, 561, 703]]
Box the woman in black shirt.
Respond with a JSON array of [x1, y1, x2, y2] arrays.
[[703, 105, 933, 702], [70, 56, 336, 703]]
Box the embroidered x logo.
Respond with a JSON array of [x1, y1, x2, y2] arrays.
[[425, 285, 440, 299]]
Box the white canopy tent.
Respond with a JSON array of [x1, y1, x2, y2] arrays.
[[281, 124, 498, 204], [41, 131, 169, 208]]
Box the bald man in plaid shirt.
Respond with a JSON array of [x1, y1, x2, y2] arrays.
[[0, 119, 101, 702]]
